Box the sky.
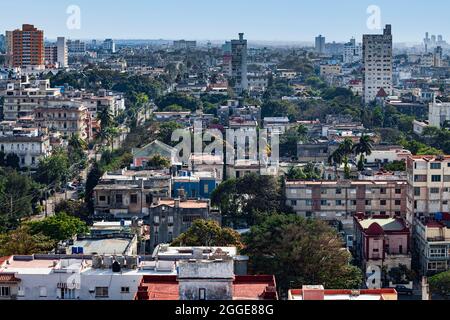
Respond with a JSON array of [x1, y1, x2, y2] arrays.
[[0, 0, 449, 43]]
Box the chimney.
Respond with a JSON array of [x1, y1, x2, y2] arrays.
[[302, 285, 325, 301]]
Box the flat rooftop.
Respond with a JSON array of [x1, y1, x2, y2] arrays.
[[70, 238, 133, 255]]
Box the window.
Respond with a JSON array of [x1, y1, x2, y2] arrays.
[[130, 194, 138, 204], [336, 200, 343, 206], [366, 200, 372, 206], [199, 288, 206, 300], [414, 188, 421, 196], [115, 194, 123, 204], [95, 287, 109, 298], [39, 286, 47, 297], [305, 200, 312, 206], [121, 287, 130, 293], [380, 200, 387, 206], [431, 175, 442, 182], [430, 163, 441, 170], [60, 288, 75, 300], [203, 184, 209, 194], [154, 216, 160, 224], [168, 216, 174, 224], [0, 286, 10, 297], [395, 200, 401, 206], [395, 189, 401, 194], [414, 175, 427, 182], [99, 196, 106, 202], [430, 188, 440, 194], [146, 194, 152, 204], [291, 200, 297, 206], [321, 200, 327, 206], [380, 188, 386, 195], [336, 188, 342, 195]]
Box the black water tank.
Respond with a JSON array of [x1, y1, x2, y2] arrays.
[[112, 260, 121, 273]]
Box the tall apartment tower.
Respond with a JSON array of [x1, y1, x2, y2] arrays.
[[12, 24, 45, 68], [231, 33, 248, 94], [315, 35, 326, 54], [363, 25, 393, 104], [56, 37, 68, 68], [5, 31, 13, 67]]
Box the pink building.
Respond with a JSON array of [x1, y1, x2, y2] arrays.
[[354, 215, 412, 274]]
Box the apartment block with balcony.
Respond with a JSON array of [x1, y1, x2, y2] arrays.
[[353, 215, 411, 274], [3, 77, 61, 121], [406, 155, 450, 226], [0, 122, 51, 168], [34, 99, 92, 141], [93, 169, 172, 218], [285, 179, 407, 221], [413, 214, 450, 275]]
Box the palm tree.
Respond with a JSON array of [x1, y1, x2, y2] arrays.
[[353, 135, 374, 171], [329, 138, 354, 180], [340, 138, 354, 179], [97, 108, 114, 134]]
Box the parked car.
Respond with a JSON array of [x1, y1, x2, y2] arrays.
[[395, 285, 413, 296]]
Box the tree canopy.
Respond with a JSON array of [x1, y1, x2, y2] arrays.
[[172, 219, 243, 250], [243, 214, 363, 290]]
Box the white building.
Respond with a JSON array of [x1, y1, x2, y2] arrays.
[[429, 98, 450, 128], [343, 38, 362, 64], [0, 123, 51, 168], [56, 37, 68, 68], [363, 25, 393, 104]]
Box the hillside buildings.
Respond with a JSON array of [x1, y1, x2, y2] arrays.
[[363, 25, 393, 104]]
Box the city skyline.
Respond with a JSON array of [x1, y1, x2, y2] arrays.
[[1, 0, 449, 43]]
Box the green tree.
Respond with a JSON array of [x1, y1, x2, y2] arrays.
[[54, 200, 90, 223], [97, 107, 115, 134], [243, 214, 363, 290], [211, 173, 287, 227], [27, 212, 89, 244], [429, 270, 450, 299], [146, 154, 171, 169], [286, 164, 321, 181], [158, 121, 184, 146], [0, 225, 54, 256], [35, 151, 70, 187], [353, 135, 374, 171], [5, 153, 20, 170], [172, 219, 243, 250]]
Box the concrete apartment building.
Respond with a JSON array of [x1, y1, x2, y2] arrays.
[[12, 24, 45, 68], [45, 37, 68, 68], [4, 31, 13, 67], [406, 155, 450, 226], [34, 99, 92, 141], [67, 39, 86, 56], [363, 25, 393, 104], [343, 38, 362, 64], [285, 179, 407, 221], [315, 35, 326, 55], [93, 169, 172, 218], [147, 198, 215, 249], [231, 33, 248, 94], [0, 123, 51, 168], [3, 78, 61, 121], [173, 40, 196, 50], [353, 215, 411, 276], [413, 214, 450, 275]]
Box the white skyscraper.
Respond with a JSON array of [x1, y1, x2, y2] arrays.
[[56, 37, 68, 68], [363, 25, 393, 104], [343, 38, 362, 64], [231, 33, 248, 94]]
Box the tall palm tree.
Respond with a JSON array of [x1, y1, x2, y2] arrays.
[[353, 135, 374, 171], [328, 138, 354, 180], [97, 108, 114, 134]]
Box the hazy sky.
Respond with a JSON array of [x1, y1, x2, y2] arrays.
[[1, 0, 449, 43]]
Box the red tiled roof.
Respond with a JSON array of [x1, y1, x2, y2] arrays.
[[135, 275, 277, 300], [0, 273, 21, 283], [0, 256, 11, 266]]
